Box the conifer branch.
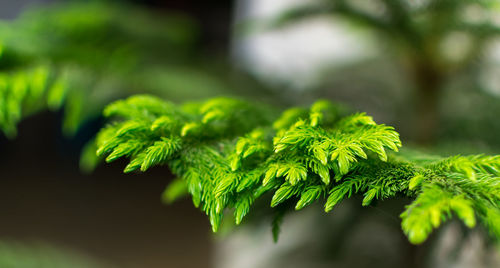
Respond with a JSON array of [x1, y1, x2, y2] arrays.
[[96, 95, 500, 245]]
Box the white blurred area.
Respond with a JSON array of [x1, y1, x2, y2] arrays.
[[232, 0, 375, 90], [233, 0, 500, 97], [482, 39, 500, 97]]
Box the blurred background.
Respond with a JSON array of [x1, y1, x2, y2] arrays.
[[0, 0, 499, 267]]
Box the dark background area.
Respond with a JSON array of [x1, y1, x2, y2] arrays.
[[0, 111, 213, 267], [0, 0, 236, 267]]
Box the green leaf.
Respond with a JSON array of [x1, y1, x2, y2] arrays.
[[237, 169, 262, 192], [285, 164, 307, 185], [350, 144, 367, 159], [79, 139, 101, 173], [105, 140, 143, 163], [181, 122, 201, 136], [202, 110, 225, 123], [409, 174, 425, 190], [312, 145, 328, 165], [272, 209, 286, 243], [325, 183, 352, 212], [116, 120, 148, 137], [235, 138, 248, 155], [401, 185, 477, 245], [234, 195, 253, 225], [315, 164, 330, 185], [162, 178, 188, 204], [185, 169, 202, 208], [362, 188, 378, 206], [124, 153, 146, 173], [271, 183, 295, 207], [273, 107, 308, 130], [151, 116, 176, 132], [482, 205, 500, 239], [141, 137, 181, 171], [450, 197, 476, 228], [263, 165, 278, 186], [209, 210, 222, 233], [215, 174, 238, 198], [337, 151, 353, 175], [46, 77, 67, 110], [295, 186, 323, 210], [30, 66, 50, 98], [309, 111, 322, 127], [230, 155, 241, 171]]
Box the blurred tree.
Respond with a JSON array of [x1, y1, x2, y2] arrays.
[[240, 0, 500, 146], [0, 1, 272, 171]]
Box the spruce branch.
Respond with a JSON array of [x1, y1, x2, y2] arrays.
[[97, 95, 499, 245]]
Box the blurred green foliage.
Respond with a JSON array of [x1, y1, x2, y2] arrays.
[[0, 241, 109, 268], [0, 2, 236, 139]]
